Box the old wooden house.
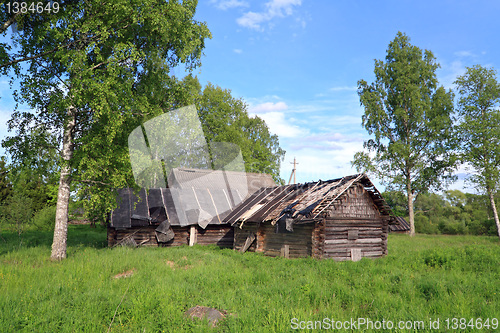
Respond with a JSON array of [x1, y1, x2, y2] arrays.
[[224, 174, 396, 261], [107, 168, 276, 248]]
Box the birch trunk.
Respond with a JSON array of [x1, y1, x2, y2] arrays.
[[407, 180, 415, 237], [487, 188, 500, 240], [51, 107, 76, 261]]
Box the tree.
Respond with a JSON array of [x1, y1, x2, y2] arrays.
[[132, 73, 286, 182], [1, 0, 211, 260], [454, 65, 500, 239], [352, 32, 456, 236], [0, 157, 12, 204], [196, 82, 285, 182]]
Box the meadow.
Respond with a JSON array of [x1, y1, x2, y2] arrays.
[[0, 226, 499, 332]]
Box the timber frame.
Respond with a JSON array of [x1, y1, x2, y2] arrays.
[[225, 174, 396, 261]]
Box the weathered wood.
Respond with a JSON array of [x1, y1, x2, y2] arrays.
[[189, 226, 197, 246], [281, 244, 290, 258], [347, 229, 359, 240], [351, 248, 362, 261], [240, 233, 256, 253]]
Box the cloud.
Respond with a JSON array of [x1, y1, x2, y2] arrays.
[[438, 59, 466, 89], [248, 101, 288, 113], [233, 49, 243, 54], [454, 51, 474, 58], [329, 86, 358, 92], [211, 0, 249, 10], [290, 143, 343, 151], [303, 132, 363, 143], [236, 0, 302, 31], [255, 111, 306, 138]]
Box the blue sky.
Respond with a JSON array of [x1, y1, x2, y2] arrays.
[[1, 0, 499, 192]]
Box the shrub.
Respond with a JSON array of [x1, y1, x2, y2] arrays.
[[32, 205, 56, 231]]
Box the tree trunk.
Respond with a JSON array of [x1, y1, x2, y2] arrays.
[[407, 180, 415, 237], [487, 188, 500, 240], [51, 107, 76, 261]]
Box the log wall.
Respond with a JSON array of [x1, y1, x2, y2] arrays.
[[257, 223, 313, 258], [324, 183, 388, 260], [196, 225, 234, 248], [234, 223, 259, 252], [107, 225, 233, 248]]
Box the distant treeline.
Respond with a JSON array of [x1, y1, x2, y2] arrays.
[[384, 190, 499, 235]]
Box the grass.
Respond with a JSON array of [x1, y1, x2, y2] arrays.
[[0, 226, 499, 332]]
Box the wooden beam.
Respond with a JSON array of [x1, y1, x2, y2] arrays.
[[189, 225, 197, 246]]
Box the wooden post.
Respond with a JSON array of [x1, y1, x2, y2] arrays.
[[189, 225, 197, 246], [281, 244, 290, 258]]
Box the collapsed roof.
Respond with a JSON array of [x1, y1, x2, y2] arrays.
[[223, 173, 396, 227], [109, 168, 276, 229]]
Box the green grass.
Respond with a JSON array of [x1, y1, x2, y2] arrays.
[[0, 227, 499, 332]]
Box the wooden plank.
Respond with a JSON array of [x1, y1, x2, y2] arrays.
[[281, 244, 290, 258], [351, 248, 362, 262], [189, 225, 197, 246], [240, 233, 256, 253]]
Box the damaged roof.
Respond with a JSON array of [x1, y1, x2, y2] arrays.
[[223, 174, 395, 226], [110, 168, 276, 229], [390, 216, 411, 232]]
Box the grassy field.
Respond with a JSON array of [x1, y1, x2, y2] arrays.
[[0, 226, 499, 332]]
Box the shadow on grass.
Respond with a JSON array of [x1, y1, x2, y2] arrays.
[[0, 224, 107, 255]]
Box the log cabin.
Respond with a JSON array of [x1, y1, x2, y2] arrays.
[[107, 168, 276, 248], [224, 174, 396, 261]]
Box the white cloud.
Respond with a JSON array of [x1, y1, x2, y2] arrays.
[[256, 111, 306, 138], [237, 0, 302, 31], [438, 59, 466, 89], [249, 101, 288, 113], [329, 86, 357, 92], [211, 0, 249, 10], [454, 50, 474, 58], [233, 49, 243, 54]]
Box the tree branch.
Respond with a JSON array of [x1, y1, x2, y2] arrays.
[[0, 12, 21, 34]]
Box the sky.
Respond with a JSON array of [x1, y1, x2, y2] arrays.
[[1, 0, 499, 192]]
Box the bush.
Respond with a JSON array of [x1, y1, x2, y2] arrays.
[[0, 193, 33, 235], [32, 205, 56, 231], [415, 214, 439, 234]]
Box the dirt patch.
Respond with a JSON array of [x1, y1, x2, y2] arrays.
[[113, 269, 135, 279], [166, 260, 176, 269], [185, 305, 229, 327]]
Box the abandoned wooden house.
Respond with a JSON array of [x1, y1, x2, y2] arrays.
[[107, 168, 276, 248], [390, 216, 410, 233], [224, 174, 396, 261]]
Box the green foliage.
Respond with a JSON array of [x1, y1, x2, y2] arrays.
[[196, 82, 285, 182], [354, 32, 456, 194], [454, 65, 500, 192], [454, 65, 500, 238], [1, 0, 212, 231], [353, 32, 457, 235], [0, 156, 12, 204], [0, 231, 498, 332], [31, 205, 57, 231], [8, 167, 53, 212], [382, 190, 407, 216], [410, 190, 498, 235], [0, 191, 33, 238]]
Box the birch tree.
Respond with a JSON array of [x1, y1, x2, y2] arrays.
[[0, 0, 210, 260], [352, 32, 456, 236], [454, 65, 500, 239]]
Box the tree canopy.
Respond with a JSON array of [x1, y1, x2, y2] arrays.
[[352, 32, 456, 236], [454, 65, 500, 239], [196, 82, 285, 183]]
